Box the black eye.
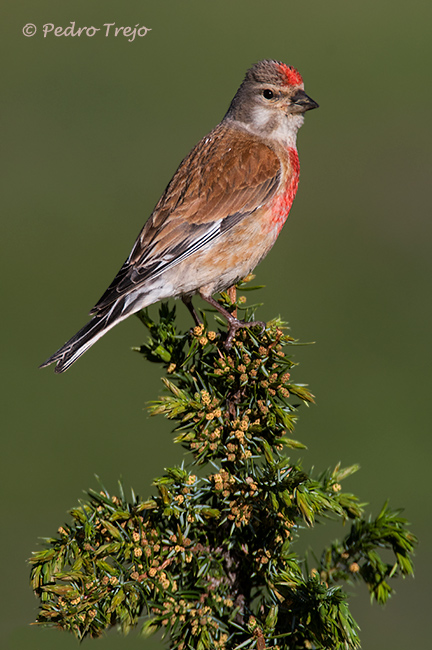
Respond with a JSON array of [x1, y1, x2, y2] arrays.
[[262, 89, 274, 100]]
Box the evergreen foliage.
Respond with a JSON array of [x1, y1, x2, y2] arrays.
[[30, 284, 416, 649]]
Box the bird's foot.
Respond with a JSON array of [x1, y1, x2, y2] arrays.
[[186, 293, 266, 348], [225, 318, 266, 349]]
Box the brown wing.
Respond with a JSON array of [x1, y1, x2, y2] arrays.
[[92, 123, 281, 313]]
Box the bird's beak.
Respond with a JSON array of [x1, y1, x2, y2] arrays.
[[290, 89, 319, 113]]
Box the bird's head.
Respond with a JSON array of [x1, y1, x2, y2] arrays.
[[225, 59, 318, 145]]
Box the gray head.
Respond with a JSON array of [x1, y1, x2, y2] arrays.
[[225, 60, 318, 139]]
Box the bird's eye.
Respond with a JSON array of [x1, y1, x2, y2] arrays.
[[262, 89, 274, 100]]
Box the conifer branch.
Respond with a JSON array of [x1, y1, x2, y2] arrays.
[[30, 283, 416, 649]]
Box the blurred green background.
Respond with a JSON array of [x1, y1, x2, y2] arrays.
[[2, 1, 431, 648]]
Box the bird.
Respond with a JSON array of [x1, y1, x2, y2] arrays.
[[40, 59, 318, 373]]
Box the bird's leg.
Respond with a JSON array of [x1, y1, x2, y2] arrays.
[[182, 296, 202, 326], [200, 293, 266, 349]]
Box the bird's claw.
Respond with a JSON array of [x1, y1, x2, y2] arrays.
[[224, 319, 266, 349]]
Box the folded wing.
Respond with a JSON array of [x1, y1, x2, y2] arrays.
[[91, 124, 281, 315]]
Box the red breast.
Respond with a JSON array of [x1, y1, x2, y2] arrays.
[[270, 147, 300, 233]]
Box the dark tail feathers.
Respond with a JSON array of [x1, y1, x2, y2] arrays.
[[40, 313, 113, 373]]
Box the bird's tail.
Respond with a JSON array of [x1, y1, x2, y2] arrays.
[[39, 300, 139, 372], [39, 311, 120, 373]]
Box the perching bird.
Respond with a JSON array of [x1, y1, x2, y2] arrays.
[[41, 59, 318, 373]]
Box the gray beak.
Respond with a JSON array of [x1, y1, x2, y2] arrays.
[[291, 89, 319, 112]]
